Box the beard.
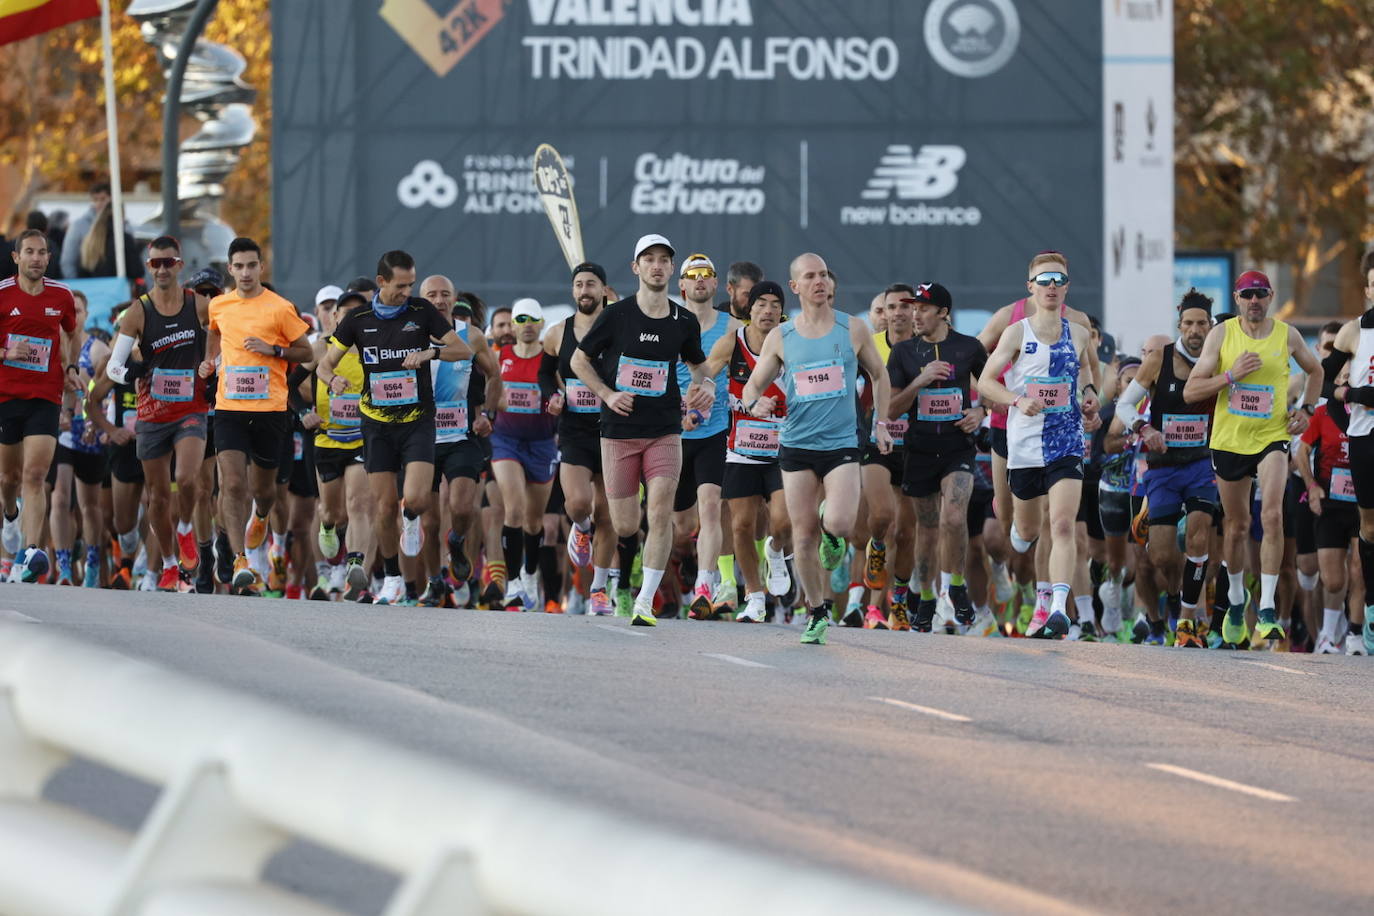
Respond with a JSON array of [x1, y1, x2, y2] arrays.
[[577, 297, 599, 315]]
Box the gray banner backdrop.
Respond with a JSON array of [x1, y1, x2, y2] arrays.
[[273, 0, 1103, 318]]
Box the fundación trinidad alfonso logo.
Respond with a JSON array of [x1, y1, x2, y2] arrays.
[[923, 0, 1020, 78], [380, 0, 511, 77]]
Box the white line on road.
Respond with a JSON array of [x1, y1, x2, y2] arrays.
[[869, 696, 972, 723], [1146, 763, 1295, 802], [595, 624, 648, 638], [0, 610, 39, 623], [1231, 659, 1316, 677], [703, 653, 773, 669]]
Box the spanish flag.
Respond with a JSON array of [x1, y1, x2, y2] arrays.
[[0, 0, 99, 46]]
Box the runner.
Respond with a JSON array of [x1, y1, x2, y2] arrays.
[[740, 252, 893, 645], [103, 236, 211, 591], [888, 282, 988, 632], [1111, 290, 1218, 647], [569, 234, 714, 627], [52, 291, 108, 587], [1294, 396, 1361, 654], [316, 250, 471, 606], [698, 279, 792, 623], [545, 261, 615, 614], [978, 253, 1099, 639], [1183, 270, 1322, 646], [0, 229, 81, 582]]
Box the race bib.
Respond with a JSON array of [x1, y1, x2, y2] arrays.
[[917, 386, 962, 422], [224, 365, 270, 400], [329, 393, 361, 428], [615, 356, 669, 396], [1135, 454, 1148, 486], [150, 368, 194, 402], [1025, 375, 1071, 414], [122, 410, 137, 432], [791, 359, 845, 402], [435, 400, 468, 433], [885, 418, 908, 446], [293, 431, 304, 461], [734, 419, 780, 458], [3, 333, 52, 372], [369, 369, 418, 406], [1330, 467, 1357, 502], [505, 381, 541, 414], [566, 379, 601, 413], [1162, 413, 1208, 447], [1228, 382, 1273, 419]]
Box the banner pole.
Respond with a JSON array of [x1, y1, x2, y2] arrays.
[[100, 0, 126, 278]]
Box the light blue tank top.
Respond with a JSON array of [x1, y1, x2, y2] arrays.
[[678, 309, 730, 440], [433, 323, 472, 443], [779, 311, 858, 451]]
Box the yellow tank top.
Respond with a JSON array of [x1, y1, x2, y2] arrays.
[[313, 340, 364, 451], [1211, 318, 1290, 455]]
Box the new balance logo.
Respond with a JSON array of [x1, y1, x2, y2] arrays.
[[860, 144, 967, 200]]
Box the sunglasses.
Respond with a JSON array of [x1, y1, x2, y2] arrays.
[[513, 314, 541, 324], [1237, 288, 1271, 300], [147, 257, 182, 269], [1031, 271, 1069, 287], [682, 267, 716, 280]]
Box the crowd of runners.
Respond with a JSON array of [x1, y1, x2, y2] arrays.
[[3, 227, 1373, 654]]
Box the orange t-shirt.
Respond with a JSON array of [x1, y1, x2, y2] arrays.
[[208, 287, 309, 412]]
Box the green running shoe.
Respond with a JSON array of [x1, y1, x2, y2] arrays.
[[1222, 608, 1248, 647], [1016, 602, 1034, 635], [1254, 607, 1285, 642], [801, 611, 829, 645], [631, 611, 657, 627], [615, 588, 634, 618], [819, 531, 846, 571]]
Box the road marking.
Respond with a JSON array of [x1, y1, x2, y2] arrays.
[[1232, 659, 1316, 677], [0, 610, 39, 623], [869, 696, 972, 723], [594, 624, 647, 638], [1146, 763, 1295, 802], [703, 653, 773, 669]]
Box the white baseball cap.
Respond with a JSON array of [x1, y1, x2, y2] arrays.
[[314, 284, 343, 306], [633, 233, 674, 260], [680, 253, 715, 277], [511, 298, 543, 322]]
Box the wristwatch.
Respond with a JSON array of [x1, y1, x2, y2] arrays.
[[431, 345, 442, 360], [1300, 403, 1316, 416], [273, 344, 284, 359]]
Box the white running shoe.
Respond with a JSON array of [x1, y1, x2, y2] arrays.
[[247, 541, 270, 580], [519, 569, 540, 610], [328, 562, 347, 594], [991, 561, 1014, 604], [737, 592, 766, 623], [935, 592, 958, 633], [1346, 632, 1368, 656], [0, 504, 20, 557], [451, 580, 471, 608], [1067, 623, 1082, 641], [374, 575, 405, 606], [400, 510, 423, 557], [970, 606, 999, 637], [1316, 632, 1345, 655], [1100, 591, 1124, 637], [765, 537, 790, 596]]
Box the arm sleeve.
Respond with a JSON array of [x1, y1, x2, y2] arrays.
[[1113, 379, 1150, 429], [1321, 347, 1351, 400]]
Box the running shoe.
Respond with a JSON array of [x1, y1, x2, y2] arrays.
[[309, 575, 331, 601], [55, 551, 74, 586], [267, 540, 288, 593], [1254, 607, 1285, 642], [913, 597, 937, 633], [864, 605, 887, 629], [588, 587, 613, 616], [231, 554, 257, 590], [1174, 619, 1205, 648], [688, 582, 714, 619], [947, 583, 975, 627], [1350, 625, 1372, 655], [446, 531, 472, 582], [317, 524, 341, 562], [991, 562, 1014, 604], [889, 590, 911, 631], [819, 530, 846, 572], [1026, 607, 1050, 638], [215, 539, 233, 586], [419, 576, 449, 607], [375, 575, 405, 606], [343, 577, 368, 602], [328, 563, 347, 595], [840, 602, 864, 628], [109, 560, 133, 590], [450, 581, 471, 608], [0, 506, 19, 556], [1078, 620, 1099, 643], [282, 583, 302, 600], [1038, 610, 1070, 639], [566, 524, 592, 568], [156, 565, 181, 592], [1100, 576, 1123, 626], [245, 510, 268, 551], [83, 551, 101, 589], [801, 608, 829, 645], [519, 570, 541, 611], [970, 607, 999, 637], [737, 592, 766, 623], [711, 580, 736, 619], [1130, 614, 1150, 644], [502, 581, 525, 611], [1221, 608, 1248, 648], [614, 587, 634, 618], [781, 557, 799, 608], [631, 597, 657, 627], [174, 528, 196, 571], [400, 507, 423, 558], [863, 539, 888, 589], [18, 546, 46, 584], [1315, 631, 1345, 655], [1015, 602, 1034, 636], [1144, 620, 1167, 646], [765, 537, 790, 595]]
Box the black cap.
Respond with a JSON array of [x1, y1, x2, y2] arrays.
[[904, 282, 952, 312], [571, 261, 607, 284], [747, 280, 786, 308], [346, 276, 378, 294], [337, 289, 368, 308], [186, 266, 224, 295]]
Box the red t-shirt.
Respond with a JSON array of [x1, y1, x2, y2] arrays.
[[0, 277, 77, 404], [1299, 404, 1349, 488]]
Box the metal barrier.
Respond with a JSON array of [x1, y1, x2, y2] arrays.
[[0, 623, 954, 916]]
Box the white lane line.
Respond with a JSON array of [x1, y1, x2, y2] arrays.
[[869, 696, 972, 723], [595, 624, 648, 638], [0, 610, 39, 623], [1146, 763, 1295, 802], [1232, 659, 1316, 677], [703, 653, 773, 669]]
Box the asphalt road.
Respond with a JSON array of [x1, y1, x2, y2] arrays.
[[4, 589, 1372, 915]]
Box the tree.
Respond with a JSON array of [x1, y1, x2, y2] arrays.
[[1175, 0, 1374, 317]]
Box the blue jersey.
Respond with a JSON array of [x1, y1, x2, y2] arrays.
[[779, 312, 858, 451], [678, 309, 730, 440]]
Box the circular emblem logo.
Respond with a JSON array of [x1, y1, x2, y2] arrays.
[[924, 0, 1021, 79]]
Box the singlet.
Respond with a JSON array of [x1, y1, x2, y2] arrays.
[[432, 323, 473, 446], [1210, 318, 1291, 455], [726, 327, 786, 465], [494, 343, 556, 441], [109, 380, 139, 440], [135, 291, 208, 424], [62, 337, 104, 455], [1146, 343, 1214, 468], [1346, 311, 1374, 438], [779, 311, 857, 451], [1005, 317, 1082, 471], [557, 315, 601, 438], [678, 308, 731, 440], [313, 335, 364, 450]]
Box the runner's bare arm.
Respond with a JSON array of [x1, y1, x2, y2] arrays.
[[280, 333, 315, 364], [976, 304, 1011, 353], [469, 327, 502, 411], [854, 322, 893, 453], [740, 326, 783, 407], [569, 348, 613, 404], [198, 325, 220, 378], [542, 320, 563, 358], [1181, 324, 1230, 404], [1291, 326, 1323, 408], [699, 329, 735, 379], [976, 322, 1024, 408], [316, 340, 349, 394]]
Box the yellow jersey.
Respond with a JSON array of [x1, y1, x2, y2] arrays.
[[313, 338, 364, 450], [1210, 318, 1290, 455]]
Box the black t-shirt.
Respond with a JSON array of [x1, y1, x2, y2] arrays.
[[577, 295, 706, 440], [331, 296, 452, 424], [887, 328, 987, 444]]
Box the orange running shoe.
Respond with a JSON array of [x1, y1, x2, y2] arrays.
[[157, 565, 181, 592], [544, 598, 564, 614], [231, 554, 257, 590], [109, 561, 133, 590], [176, 528, 198, 571], [245, 510, 269, 551]]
